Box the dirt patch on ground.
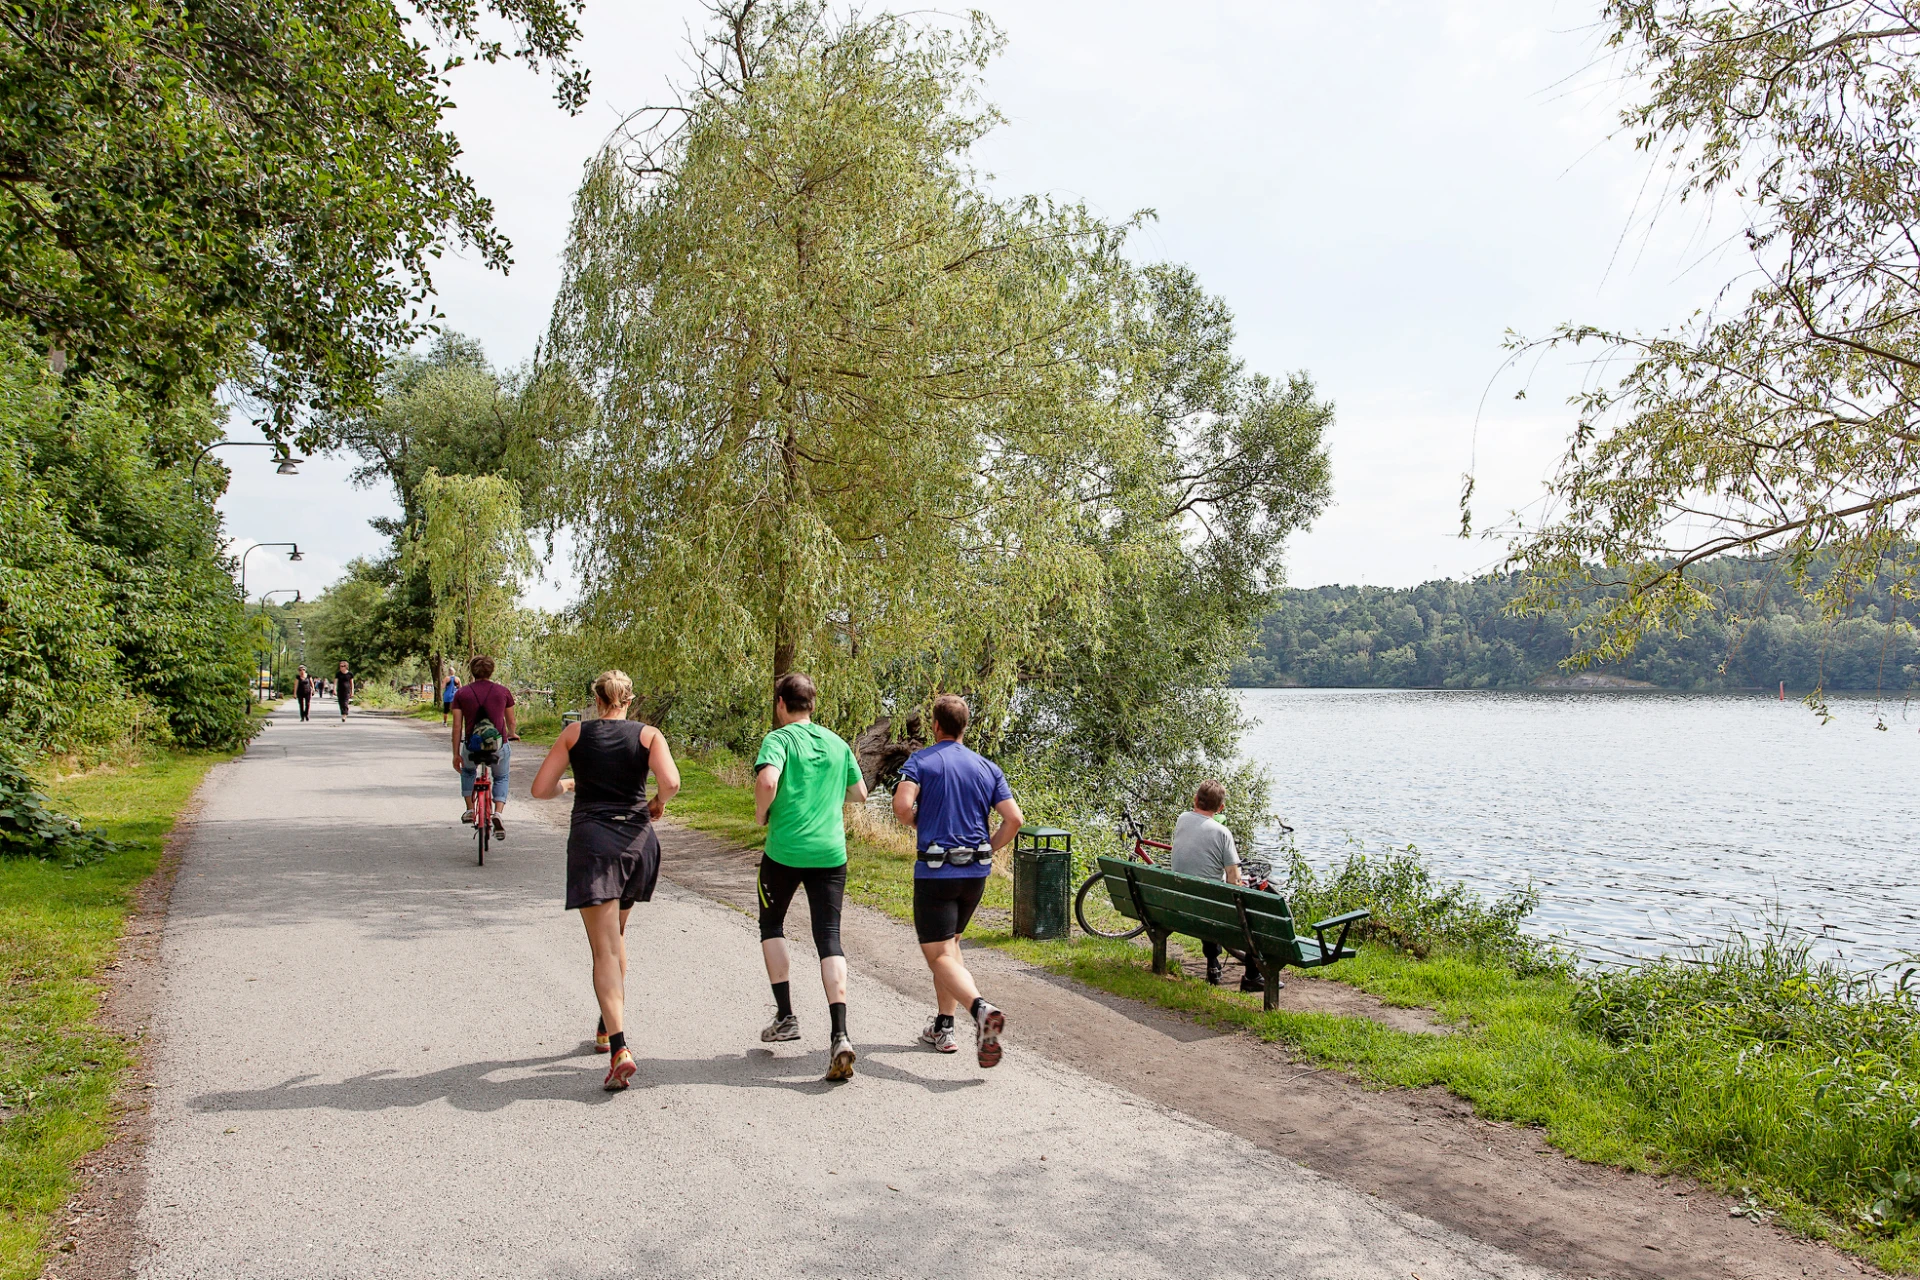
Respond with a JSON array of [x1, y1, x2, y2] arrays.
[[42, 754, 245, 1280], [648, 818, 1876, 1280]]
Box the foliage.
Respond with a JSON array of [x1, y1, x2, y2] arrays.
[[0, 325, 250, 758], [1571, 926, 1920, 1241], [316, 330, 576, 684], [320, 330, 570, 537], [1283, 840, 1564, 974], [1487, 2, 1920, 670], [0, 0, 586, 425], [1235, 556, 1920, 690], [410, 470, 534, 664], [0, 754, 115, 869], [547, 2, 1330, 816]]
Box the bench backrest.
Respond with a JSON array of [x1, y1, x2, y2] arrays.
[[1095, 856, 1302, 955]]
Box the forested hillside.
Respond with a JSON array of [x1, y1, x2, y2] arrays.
[[1233, 558, 1920, 691]]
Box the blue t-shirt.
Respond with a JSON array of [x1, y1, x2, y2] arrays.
[[442, 679, 459, 705], [899, 739, 1012, 880]]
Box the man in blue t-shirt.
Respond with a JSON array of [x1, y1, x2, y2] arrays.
[[891, 694, 1023, 1068]]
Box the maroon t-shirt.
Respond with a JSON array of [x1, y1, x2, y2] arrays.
[[453, 680, 514, 737]]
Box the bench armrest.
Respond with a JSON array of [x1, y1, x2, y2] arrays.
[[1309, 908, 1371, 932], [1310, 907, 1370, 960]]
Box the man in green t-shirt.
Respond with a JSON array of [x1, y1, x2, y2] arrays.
[[753, 672, 868, 1080]]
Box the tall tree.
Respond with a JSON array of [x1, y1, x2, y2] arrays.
[[546, 1, 1333, 792], [547, 0, 1136, 731], [1491, 1, 1920, 670], [0, 1, 586, 428], [411, 470, 533, 666]]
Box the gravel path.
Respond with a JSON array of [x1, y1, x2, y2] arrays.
[[133, 709, 1555, 1279]]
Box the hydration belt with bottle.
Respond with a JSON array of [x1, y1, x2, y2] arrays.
[[918, 841, 992, 870]]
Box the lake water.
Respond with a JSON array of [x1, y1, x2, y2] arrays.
[[1237, 689, 1920, 971]]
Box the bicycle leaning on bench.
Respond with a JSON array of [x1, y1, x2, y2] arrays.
[[1072, 796, 1293, 939]]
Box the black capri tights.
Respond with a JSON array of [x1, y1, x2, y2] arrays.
[[756, 857, 847, 959]]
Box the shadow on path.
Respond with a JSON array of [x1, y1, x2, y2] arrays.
[[190, 1044, 982, 1115]]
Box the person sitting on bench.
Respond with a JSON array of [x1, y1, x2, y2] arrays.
[[1169, 780, 1267, 993]]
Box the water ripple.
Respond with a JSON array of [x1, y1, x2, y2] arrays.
[[1237, 688, 1920, 971]]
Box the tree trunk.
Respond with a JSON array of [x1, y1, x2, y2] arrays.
[[773, 621, 795, 678]]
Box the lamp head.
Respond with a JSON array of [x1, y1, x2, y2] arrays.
[[287, 547, 303, 562], [275, 456, 303, 475]]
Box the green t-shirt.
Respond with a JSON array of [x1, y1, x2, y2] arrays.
[[755, 721, 863, 868]]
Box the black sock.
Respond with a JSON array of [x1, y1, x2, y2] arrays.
[[829, 1002, 848, 1038], [608, 1031, 626, 1053], [934, 1013, 955, 1030], [597, 1015, 606, 1035], [969, 996, 986, 1019], [772, 981, 792, 1019]]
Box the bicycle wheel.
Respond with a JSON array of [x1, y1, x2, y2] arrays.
[[475, 782, 490, 867], [1075, 870, 1145, 940]]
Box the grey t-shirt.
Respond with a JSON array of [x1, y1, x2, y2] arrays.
[[1170, 810, 1238, 880]]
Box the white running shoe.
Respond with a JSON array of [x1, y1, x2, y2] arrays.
[[918, 1016, 959, 1054], [974, 1001, 1005, 1068], [825, 1033, 857, 1081], [760, 1013, 801, 1043]]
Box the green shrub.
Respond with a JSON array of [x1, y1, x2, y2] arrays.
[[1573, 926, 1920, 1238], [0, 323, 251, 758], [1283, 841, 1566, 974], [0, 755, 116, 868]]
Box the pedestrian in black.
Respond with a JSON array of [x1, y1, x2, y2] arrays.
[[295, 666, 315, 722], [335, 661, 354, 721]]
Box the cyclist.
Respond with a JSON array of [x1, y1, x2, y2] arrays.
[[891, 694, 1021, 1066], [451, 656, 517, 839], [334, 662, 354, 721], [1170, 780, 1266, 992], [753, 673, 867, 1081], [530, 670, 681, 1091], [295, 666, 314, 722]]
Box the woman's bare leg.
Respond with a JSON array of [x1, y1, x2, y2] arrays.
[[580, 902, 626, 1037]]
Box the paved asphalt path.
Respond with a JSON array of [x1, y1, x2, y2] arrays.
[[134, 708, 1555, 1280]]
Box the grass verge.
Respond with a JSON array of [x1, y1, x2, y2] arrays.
[[0, 749, 233, 1280], [666, 751, 1920, 1274]]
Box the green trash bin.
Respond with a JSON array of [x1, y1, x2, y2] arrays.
[[1012, 828, 1072, 940]]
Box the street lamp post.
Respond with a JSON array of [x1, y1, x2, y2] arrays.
[[237, 542, 302, 603], [255, 589, 302, 703], [236, 545, 301, 713], [189, 440, 304, 495]]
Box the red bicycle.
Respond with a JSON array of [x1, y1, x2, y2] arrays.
[[1074, 801, 1168, 939], [470, 754, 496, 867]]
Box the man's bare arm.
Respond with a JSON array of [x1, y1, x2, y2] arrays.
[[989, 798, 1024, 854], [891, 779, 918, 829], [754, 765, 781, 826]]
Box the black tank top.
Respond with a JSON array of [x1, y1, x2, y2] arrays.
[[571, 719, 653, 815]]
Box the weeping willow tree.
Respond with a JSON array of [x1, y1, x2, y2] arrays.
[[411, 470, 535, 667], [547, 1, 1332, 798], [1488, 2, 1920, 681]]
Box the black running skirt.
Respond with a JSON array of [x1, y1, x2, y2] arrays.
[[565, 807, 661, 910]]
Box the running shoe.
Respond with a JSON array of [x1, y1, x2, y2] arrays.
[[825, 1033, 857, 1081], [760, 1013, 801, 1043], [974, 1001, 1005, 1069], [603, 1047, 637, 1091], [460, 811, 475, 825], [490, 815, 506, 841], [918, 1017, 959, 1054], [595, 1030, 611, 1054]]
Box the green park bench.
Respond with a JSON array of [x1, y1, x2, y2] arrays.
[[1092, 856, 1371, 1012]]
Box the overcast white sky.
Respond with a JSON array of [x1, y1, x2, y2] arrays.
[[222, 0, 1739, 608]]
